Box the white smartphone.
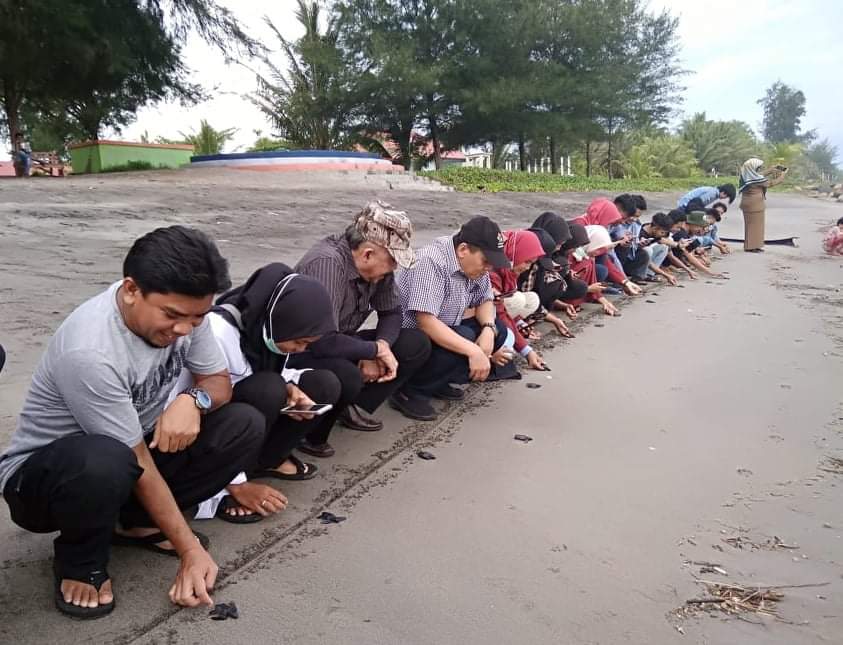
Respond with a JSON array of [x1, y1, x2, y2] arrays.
[[279, 403, 333, 416]]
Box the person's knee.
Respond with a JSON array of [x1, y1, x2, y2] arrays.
[[393, 328, 432, 363], [221, 403, 267, 449], [60, 436, 140, 502], [299, 370, 342, 405], [233, 371, 286, 416], [330, 360, 364, 403]]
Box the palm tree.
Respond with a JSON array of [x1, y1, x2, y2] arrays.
[[179, 119, 236, 155], [250, 1, 351, 150]]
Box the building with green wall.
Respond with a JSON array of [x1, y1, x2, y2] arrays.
[[69, 140, 194, 174]]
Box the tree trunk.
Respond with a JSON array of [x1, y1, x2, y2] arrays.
[[607, 135, 613, 180], [2, 82, 22, 149], [585, 140, 591, 178], [550, 136, 558, 174], [518, 133, 526, 172], [429, 114, 442, 171], [395, 126, 413, 170]]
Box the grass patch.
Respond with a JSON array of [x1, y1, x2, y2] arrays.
[[422, 167, 740, 193], [100, 160, 170, 173]]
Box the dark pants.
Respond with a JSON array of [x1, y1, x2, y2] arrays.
[[402, 318, 507, 397], [684, 198, 705, 213], [288, 328, 432, 443], [615, 246, 650, 279], [534, 277, 588, 309], [595, 260, 609, 282], [3, 403, 264, 578], [232, 370, 341, 469]]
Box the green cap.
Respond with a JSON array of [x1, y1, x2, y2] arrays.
[[686, 211, 707, 227]]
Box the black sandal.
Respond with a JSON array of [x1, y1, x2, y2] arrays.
[[215, 495, 263, 524], [111, 529, 210, 557], [252, 454, 318, 481], [53, 562, 115, 619]]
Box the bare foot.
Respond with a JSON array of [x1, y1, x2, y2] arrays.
[[61, 578, 113, 608]]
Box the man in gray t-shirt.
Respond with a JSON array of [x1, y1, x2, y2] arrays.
[[0, 226, 265, 619]]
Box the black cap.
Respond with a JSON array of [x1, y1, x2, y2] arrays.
[[457, 216, 510, 269]]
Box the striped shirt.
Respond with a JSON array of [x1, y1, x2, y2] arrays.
[[295, 234, 401, 341], [398, 236, 493, 328]]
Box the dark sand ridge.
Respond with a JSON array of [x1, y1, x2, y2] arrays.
[[0, 169, 841, 644]]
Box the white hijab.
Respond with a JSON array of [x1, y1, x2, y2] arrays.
[[585, 225, 613, 254], [739, 158, 766, 192]]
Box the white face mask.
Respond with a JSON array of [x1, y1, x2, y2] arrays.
[[262, 324, 283, 354], [572, 247, 588, 262]]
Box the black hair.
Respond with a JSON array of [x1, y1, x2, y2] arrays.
[[837, 216, 843, 227], [651, 212, 674, 230], [123, 225, 231, 297], [705, 208, 722, 223], [713, 202, 728, 214], [633, 195, 647, 211], [344, 223, 367, 250], [718, 184, 737, 203], [613, 193, 637, 217], [668, 209, 686, 224]]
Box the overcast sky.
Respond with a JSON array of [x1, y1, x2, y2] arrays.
[[15, 1, 843, 161]]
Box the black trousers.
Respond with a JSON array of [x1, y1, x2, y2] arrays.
[[615, 246, 650, 278], [232, 370, 341, 469], [402, 318, 507, 397], [287, 328, 431, 444], [534, 276, 588, 308], [3, 403, 264, 579]]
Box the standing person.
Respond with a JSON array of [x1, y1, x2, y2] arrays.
[[739, 158, 788, 253], [293, 201, 432, 448], [395, 216, 511, 409], [0, 226, 265, 618], [11, 132, 31, 177], [677, 184, 736, 212]]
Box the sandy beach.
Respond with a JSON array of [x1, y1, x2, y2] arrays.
[[0, 169, 841, 644]]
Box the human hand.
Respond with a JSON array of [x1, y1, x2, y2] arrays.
[[169, 547, 217, 608], [359, 359, 384, 384], [664, 273, 678, 286], [285, 383, 315, 421], [227, 481, 287, 517], [587, 282, 606, 294], [491, 347, 513, 367], [563, 303, 578, 320], [468, 345, 491, 382], [622, 280, 642, 296], [151, 395, 200, 453], [686, 270, 698, 280], [527, 327, 542, 341], [375, 340, 399, 382], [602, 300, 619, 316], [526, 351, 546, 371]]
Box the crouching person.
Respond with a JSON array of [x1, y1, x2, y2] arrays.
[[393, 216, 512, 413], [0, 226, 264, 618]]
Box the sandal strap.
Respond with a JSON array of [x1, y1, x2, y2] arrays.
[[54, 561, 110, 591]]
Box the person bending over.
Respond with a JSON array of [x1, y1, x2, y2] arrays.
[[677, 184, 736, 213], [637, 212, 679, 285], [0, 227, 265, 618]]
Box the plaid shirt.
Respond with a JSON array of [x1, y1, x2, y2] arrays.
[[398, 236, 493, 328], [295, 234, 400, 335]]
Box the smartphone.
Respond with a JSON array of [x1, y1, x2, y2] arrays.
[[280, 403, 333, 416]]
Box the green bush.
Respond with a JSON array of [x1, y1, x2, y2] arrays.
[[422, 167, 740, 193], [100, 160, 166, 173]]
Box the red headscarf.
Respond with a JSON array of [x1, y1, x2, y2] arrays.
[[503, 230, 544, 265], [571, 198, 623, 228]]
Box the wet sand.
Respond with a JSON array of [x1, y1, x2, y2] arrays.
[[0, 169, 841, 644]]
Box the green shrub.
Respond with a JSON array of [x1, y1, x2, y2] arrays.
[[100, 160, 168, 173], [422, 167, 740, 193]]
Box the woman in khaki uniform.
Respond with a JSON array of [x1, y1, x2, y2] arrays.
[[738, 158, 788, 252]]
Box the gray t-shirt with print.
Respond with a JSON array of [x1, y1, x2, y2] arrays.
[[0, 281, 226, 491]]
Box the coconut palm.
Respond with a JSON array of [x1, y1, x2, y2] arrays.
[[179, 119, 236, 155]]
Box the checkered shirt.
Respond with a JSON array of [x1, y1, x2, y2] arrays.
[[398, 236, 493, 328]]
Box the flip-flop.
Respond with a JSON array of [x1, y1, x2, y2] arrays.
[[252, 454, 318, 481], [111, 529, 210, 557], [215, 495, 263, 524], [53, 562, 115, 619]]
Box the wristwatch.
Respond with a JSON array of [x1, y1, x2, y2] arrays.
[[181, 387, 212, 414], [480, 322, 498, 337]]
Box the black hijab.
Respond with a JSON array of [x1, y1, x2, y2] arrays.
[[532, 212, 572, 247], [215, 263, 336, 372], [559, 222, 589, 253]]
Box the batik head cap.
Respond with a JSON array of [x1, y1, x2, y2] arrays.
[[353, 200, 416, 269]]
